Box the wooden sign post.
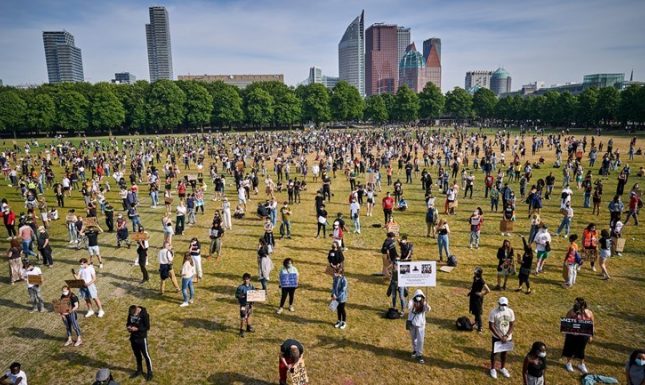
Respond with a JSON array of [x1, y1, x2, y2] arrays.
[[288, 358, 309, 385]]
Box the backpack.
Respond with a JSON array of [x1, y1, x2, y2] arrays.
[[456, 316, 473, 331], [385, 307, 401, 319], [447, 255, 458, 267]]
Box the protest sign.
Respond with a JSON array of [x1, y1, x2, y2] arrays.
[[27, 275, 43, 285], [83, 217, 98, 228], [53, 298, 71, 314], [385, 221, 400, 236], [494, 340, 514, 353], [560, 318, 594, 337], [65, 279, 86, 289], [288, 359, 309, 385], [279, 273, 298, 288], [247, 290, 266, 302], [397, 261, 436, 287], [131, 232, 150, 241]]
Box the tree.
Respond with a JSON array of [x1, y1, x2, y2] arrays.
[[472, 88, 497, 121], [298, 83, 331, 126], [576, 87, 599, 127], [115, 81, 148, 133], [364, 95, 388, 124], [556, 92, 577, 126], [618, 85, 643, 126], [596, 86, 620, 125], [527, 95, 546, 123], [444, 87, 473, 121], [393, 85, 419, 123], [418, 83, 444, 122], [542, 91, 560, 126], [244, 87, 273, 128], [91, 83, 125, 133], [145, 79, 186, 133], [0, 90, 27, 137], [494, 96, 513, 122], [56, 90, 89, 133], [330, 81, 364, 123], [26, 93, 56, 134], [205, 81, 244, 129], [272, 87, 301, 128], [178, 81, 213, 129]]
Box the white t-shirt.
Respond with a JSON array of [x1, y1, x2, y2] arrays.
[[488, 306, 516, 340], [158, 249, 174, 264], [534, 230, 552, 252], [78, 265, 95, 285], [3, 370, 27, 385], [447, 189, 456, 201], [24, 267, 42, 288], [350, 202, 360, 217]]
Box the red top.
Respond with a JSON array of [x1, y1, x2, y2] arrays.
[[382, 196, 394, 210]]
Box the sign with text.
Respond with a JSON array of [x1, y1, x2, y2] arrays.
[[494, 340, 514, 353], [385, 221, 400, 236], [246, 290, 266, 302], [65, 279, 86, 289], [131, 232, 150, 241], [560, 318, 594, 337], [27, 274, 43, 285], [279, 273, 298, 288], [288, 359, 309, 385], [53, 298, 71, 314], [83, 217, 98, 228], [397, 261, 436, 287]]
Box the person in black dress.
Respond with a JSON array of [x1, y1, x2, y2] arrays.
[[516, 236, 534, 294], [467, 267, 490, 332]]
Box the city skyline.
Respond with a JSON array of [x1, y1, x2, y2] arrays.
[[0, 0, 644, 91], [146, 6, 173, 82]]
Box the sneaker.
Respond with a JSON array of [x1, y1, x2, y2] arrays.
[[239, 329, 245, 337], [334, 321, 342, 328], [146, 372, 154, 381], [565, 362, 574, 372], [289, 306, 295, 312], [64, 338, 73, 347], [246, 325, 255, 333], [490, 368, 498, 379], [340, 322, 347, 329], [276, 307, 283, 314], [577, 363, 588, 374], [179, 302, 189, 307], [99, 263, 104, 269], [417, 356, 425, 364], [411, 351, 417, 358], [499, 368, 510, 378], [97, 310, 105, 318], [85, 309, 95, 318], [30, 308, 38, 313], [40, 308, 47, 313], [189, 299, 194, 304], [74, 338, 82, 347], [591, 266, 597, 272], [130, 371, 143, 379]]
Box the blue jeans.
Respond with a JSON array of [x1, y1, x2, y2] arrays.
[[437, 234, 450, 260], [391, 286, 406, 310], [557, 217, 571, 235], [352, 216, 361, 232], [469, 231, 480, 247], [150, 191, 158, 207], [22, 240, 37, 257], [583, 192, 591, 208], [181, 277, 194, 303]]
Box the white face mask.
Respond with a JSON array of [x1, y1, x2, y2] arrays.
[[62, 291, 69, 296], [538, 352, 547, 358]]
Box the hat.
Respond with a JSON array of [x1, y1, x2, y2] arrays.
[[96, 368, 110, 381], [498, 297, 509, 306]]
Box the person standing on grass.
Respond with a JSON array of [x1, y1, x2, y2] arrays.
[[257, 238, 273, 292], [495, 240, 514, 291], [135, 227, 149, 284], [175, 200, 186, 236], [188, 238, 203, 283], [279, 339, 304, 385], [179, 253, 195, 307], [22, 261, 44, 313], [522, 341, 547, 385], [489, 296, 515, 379], [490, 185, 500, 213], [316, 204, 328, 238], [331, 267, 348, 329], [562, 235, 580, 289], [349, 198, 361, 234], [407, 289, 430, 364], [208, 221, 224, 259], [624, 191, 642, 225], [73, 258, 105, 318], [279, 202, 292, 239], [582, 223, 599, 271], [382, 192, 394, 224], [388, 258, 407, 316], [126, 304, 153, 381], [60, 285, 82, 347], [556, 201, 573, 238], [625, 349, 645, 385], [469, 208, 483, 249], [222, 197, 232, 230], [516, 236, 533, 294], [534, 224, 552, 275], [36, 226, 53, 267], [82, 225, 104, 269], [328, 242, 345, 272], [598, 229, 612, 280], [158, 242, 180, 294], [236, 273, 256, 337], [562, 297, 594, 374], [467, 267, 490, 333], [435, 219, 451, 262], [276, 258, 298, 314]]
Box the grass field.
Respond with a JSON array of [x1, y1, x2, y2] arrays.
[[1, 128, 644, 385]]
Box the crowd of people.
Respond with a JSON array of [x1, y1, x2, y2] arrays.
[[0, 128, 643, 384]]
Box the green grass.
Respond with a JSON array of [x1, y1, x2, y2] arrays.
[[1, 128, 644, 385]]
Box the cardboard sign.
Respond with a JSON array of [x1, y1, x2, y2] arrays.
[[247, 290, 266, 302], [382, 255, 393, 280], [385, 222, 400, 236], [27, 274, 43, 285], [499, 220, 513, 232], [288, 359, 309, 385], [439, 266, 455, 273], [494, 340, 514, 353], [188, 174, 198, 181], [83, 217, 98, 228], [279, 273, 298, 288], [131, 232, 150, 241], [614, 237, 625, 253], [560, 318, 594, 337], [65, 279, 86, 289], [53, 298, 71, 314], [397, 261, 437, 287]]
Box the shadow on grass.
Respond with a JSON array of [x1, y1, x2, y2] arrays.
[[10, 327, 65, 341], [53, 351, 133, 373], [0, 298, 32, 310], [207, 372, 273, 385], [172, 316, 236, 333]]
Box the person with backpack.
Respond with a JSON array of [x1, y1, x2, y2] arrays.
[[407, 289, 430, 364], [522, 342, 547, 385], [469, 208, 483, 249], [331, 267, 348, 329], [625, 349, 645, 385], [582, 223, 599, 271], [276, 258, 298, 314], [467, 267, 490, 332], [425, 193, 438, 237], [562, 234, 580, 288]]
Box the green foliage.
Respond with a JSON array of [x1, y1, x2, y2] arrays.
[[26, 93, 56, 133], [596, 86, 620, 124], [205, 81, 244, 128], [557, 92, 577, 126], [178, 81, 213, 128], [472, 88, 497, 120], [330, 81, 364, 122], [145, 80, 186, 131], [393, 85, 419, 123], [418, 82, 444, 121], [445, 87, 473, 120], [364, 95, 388, 124], [91, 83, 125, 131], [0, 90, 27, 134], [244, 87, 274, 127], [115, 81, 148, 131], [576, 87, 599, 126], [381, 93, 396, 121], [56, 90, 89, 132], [272, 86, 301, 127], [298, 83, 331, 126]]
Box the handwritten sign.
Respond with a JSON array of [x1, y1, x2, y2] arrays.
[[499, 220, 513, 232], [560, 318, 594, 337], [397, 261, 437, 287], [494, 340, 514, 353], [279, 273, 298, 288], [65, 279, 86, 289], [131, 232, 150, 241], [27, 275, 43, 285], [84, 217, 98, 228], [53, 298, 71, 314], [288, 359, 309, 385], [247, 290, 266, 302]]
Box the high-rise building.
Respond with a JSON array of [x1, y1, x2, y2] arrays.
[[112, 72, 137, 84], [465, 70, 493, 91], [307, 67, 339, 90], [397, 27, 411, 67], [422, 38, 441, 90], [338, 10, 365, 96], [399, 43, 426, 93], [490, 67, 512, 95], [365, 23, 399, 96], [42, 31, 84, 83], [146, 6, 173, 82]]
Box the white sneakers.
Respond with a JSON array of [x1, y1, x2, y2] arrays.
[[179, 302, 189, 307], [339, 322, 347, 329], [97, 310, 105, 318], [578, 363, 588, 374], [276, 307, 283, 314], [85, 309, 95, 318], [289, 306, 295, 312], [565, 362, 574, 372], [334, 321, 342, 328], [490, 368, 510, 379], [490, 369, 498, 379]]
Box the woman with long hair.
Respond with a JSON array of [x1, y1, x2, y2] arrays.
[[276, 258, 299, 314], [179, 252, 195, 307], [435, 219, 451, 262], [495, 239, 515, 290], [626, 349, 645, 385], [562, 297, 594, 374], [522, 341, 547, 385], [7, 238, 22, 284]]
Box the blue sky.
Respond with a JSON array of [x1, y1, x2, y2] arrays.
[[1, 0, 644, 91]]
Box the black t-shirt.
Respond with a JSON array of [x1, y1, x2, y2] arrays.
[[86, 230, 99, 246], [327, 250, 344, 265], [127, 307, 150, 339]]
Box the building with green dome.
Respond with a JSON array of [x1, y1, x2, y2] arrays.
[[491, 67, 512, 95]]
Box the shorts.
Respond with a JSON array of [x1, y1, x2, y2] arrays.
[[537, 250, 549, 260], [239, 304, 252, 319], [79, 284, 98, 299], [599, 249, 610, 259], [238, 197, 247, 204], [88, 245, 100, 256]]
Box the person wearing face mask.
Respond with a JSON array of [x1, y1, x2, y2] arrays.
[[625, 349, 645, 385], [407, 289, 430, 364], [488, 297, 515, 379], [59, 285, 81, 347], [22, 262, 44, 313], [399, 234, 413, 261], [126, 304, 153, 381], [467, 267, 490, 333], [562, 297, 594, 374], [522, 341, 547, 385], [276, 258, 299, 314], [73, 258, 105, 318]]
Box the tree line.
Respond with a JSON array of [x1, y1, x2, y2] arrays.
[[0, 79, 644, 137]]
